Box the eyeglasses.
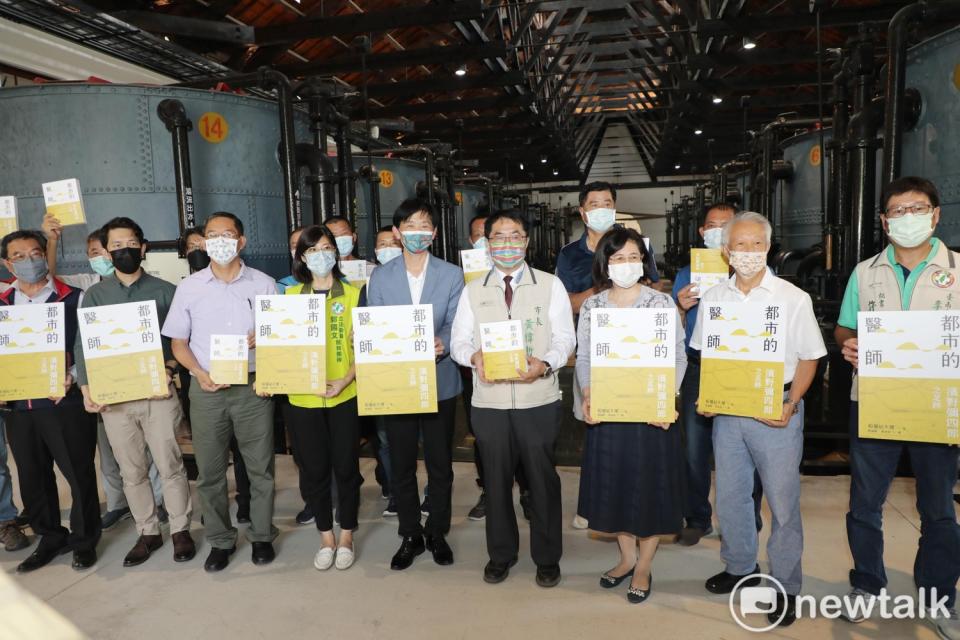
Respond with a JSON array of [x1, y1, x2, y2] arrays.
[[608, 255, 643, 264], [490, 233, 527, 243], [8, 250, 43, 262], [884, 203, 934, 218], [205, 231, 239, 240]]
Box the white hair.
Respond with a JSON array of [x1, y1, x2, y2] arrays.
[[722, 211, 773, 247]]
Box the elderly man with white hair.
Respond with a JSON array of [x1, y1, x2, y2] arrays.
[[690, 211, 827, 628]]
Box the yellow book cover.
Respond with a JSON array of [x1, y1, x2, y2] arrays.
[[460, 249, 493, 284], [480, 320, 526, 380], [254, 295, 327, 394], [42, 178, 86, 226], [690, 248, 728, 297], [0, 302, 66, 401], [209, 334, 249, 385], [0, 196, 17, 236]]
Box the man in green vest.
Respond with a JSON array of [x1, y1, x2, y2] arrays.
[[834, 176, 960, 637]]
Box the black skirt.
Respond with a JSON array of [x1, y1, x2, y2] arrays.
[[578, 420, 684, 538]]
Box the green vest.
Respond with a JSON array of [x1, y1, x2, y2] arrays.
[[286, 280, 360, 408]]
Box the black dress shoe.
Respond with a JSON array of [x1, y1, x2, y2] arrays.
[[204, 545, 236, 572], [705, 565, 761, 594], [72, 549, 97, 570], [768, 594, 797, 627], [483, 558, 517, 584], [390, 535, 425, 571], [600, 568, 634, 589], [172, 531, 196, 562], [536, 564, 561, 588], [16, 543, 70, 573], [123, 534, 163, 567], [251, 541, 275, 565], [627, 572, 653, 604], [425, 534, 453, 566], [235, 508, 251, 524]]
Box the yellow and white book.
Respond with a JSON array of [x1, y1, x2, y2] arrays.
[[255, 294, 326, 394], [339, 260, 374, 288], [78, 301, 166, 404], [690, 248, 729, 297], [460, 248, 493, 283], [857, 310, 960, 444], [0, 303, 66, 401], [699, 301, 785, 420], [480, 320, 527, 380], [41, 178, 86, 226], [590, 307, 675, 422], [0, 196, 17, 236], [353, 304, 437, 415], [209, 334, 248, 385]]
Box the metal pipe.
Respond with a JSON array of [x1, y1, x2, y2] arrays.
[[156, 99, 195, 251], [295, 143, 335, 226], [258, 68, 301, 233], [847, 32, 879, 268], [358, 165, 382, 246], [826, 57, 851, 274]]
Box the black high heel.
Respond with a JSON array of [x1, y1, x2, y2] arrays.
[[627, 572, 653, 604], [599, 568, 634, 589]]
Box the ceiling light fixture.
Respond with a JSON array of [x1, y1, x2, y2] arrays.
[[742, 37, 757, 50], [552, 169, 559, 176], [540, 155, 548, 164], [519, 162, 524, 170], [674, 164, 681, 169], [454, 66, 467, 77], [712, 96, 723, 104], [694, 129, 703, 135]]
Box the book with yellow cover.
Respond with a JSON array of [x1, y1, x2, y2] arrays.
[[690, 248, 728, 297], [699, 301, 785, 420], [41, 178, 86, 226], [0, 196, 17, 236], [353, 304, 437, 415], [857, 309, 960, 445], [255, 294, 326, 394], [460, 248, 493, 283], [0, 303, 66, 401], [480, 320, 527, 380], [339, 260, 374, 288], [590, 307, 675, 422], [209, 334, 249, 385]]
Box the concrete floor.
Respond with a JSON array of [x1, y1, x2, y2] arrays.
[[1, 454, 955, 640]]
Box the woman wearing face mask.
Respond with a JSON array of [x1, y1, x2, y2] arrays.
[[281, 225, 363, 572], [576, 226, 686, 605], [180, 228, 210, 274]]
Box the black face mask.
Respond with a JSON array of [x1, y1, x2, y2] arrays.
[[110, 247, 144, 275], [187, 250, 210, 273]]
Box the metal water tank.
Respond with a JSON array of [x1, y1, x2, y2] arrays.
[[0, 84, 311, 278], [901, 24, 960, 245], [778, 129, 829, 251]]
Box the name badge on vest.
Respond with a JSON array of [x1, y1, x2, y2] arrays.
[[931, 270, 956, 289]]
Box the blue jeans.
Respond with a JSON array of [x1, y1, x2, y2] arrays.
[[847, 401, 960, 608], [713, 399, 804, 595], [681, 359, 764, 532], [0, 418, 19, 522]]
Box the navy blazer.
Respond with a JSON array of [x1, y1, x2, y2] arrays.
[[366, 252, 464, 401]]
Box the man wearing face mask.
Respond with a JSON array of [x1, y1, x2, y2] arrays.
[[74, 217, 195, 567], [375, 225, 403, 266], [833, 177, 960, 635], [691, 212, 826, 627], [366, 198, 464, 571], [0, 230, 100, 573], [162, 211, 280, 572], [451, 209, 576, 588]]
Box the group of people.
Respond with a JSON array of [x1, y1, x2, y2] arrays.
[[0, 176, 957, 637]]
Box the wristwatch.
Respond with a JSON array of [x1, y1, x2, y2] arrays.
[[784, 399, 800, 415], [540, 364, 554, 379]]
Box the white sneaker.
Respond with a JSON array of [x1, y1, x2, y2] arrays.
[[335, 545, 355, 570], [571, 515, 589, 530], [313, 545, 335, 571], [840, 588, 876, 623], [932, 607, 959, 640]]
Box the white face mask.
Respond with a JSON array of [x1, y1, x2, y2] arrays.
[[608, 262, 644, 288], [703, 227, 723, 250], [887, 212, 934, 248], [472, 236, 488, 250], [585, 207, 616, 233], [728, 251, 767, 278], [335, 235, 354, 257], [206, 237, 239, 266], [376, 247, 402, 264]]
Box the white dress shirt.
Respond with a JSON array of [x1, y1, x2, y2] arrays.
[[689, 269, 826, 383], [10, 276, 83, 378], [451, 263, 576, 372], [406, 258, 428, 305]]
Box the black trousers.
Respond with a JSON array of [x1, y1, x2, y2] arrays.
[[5, 404, 100, 552], [384, 397, 457, 537], [472, 401, 563, 566], [285, 399, 361, 531]]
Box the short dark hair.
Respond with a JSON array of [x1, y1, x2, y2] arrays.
[[324, 215, 355, 232], [591, 227, 649, 291], [293, 224, 345, 285], [468, 214, 488, 230], [700, 202, 738, 225], [178, 226, 203, 255], [204, 211, 244, 237], [393, 198, 435, 228], [880, 176, 940, 213], [578, 181, 617, 207], [86, 229, 103, 245], [484, 209, 530, 238], [1, 230, 47, 260], [377, 225, 394, 234], [99, 217, 145, 247]]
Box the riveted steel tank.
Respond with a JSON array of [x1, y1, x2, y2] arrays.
[[777, 129, 830, 251], [352, 156, 427, 253], [0, 84, 312, 278], [901, 24, 960, 246]]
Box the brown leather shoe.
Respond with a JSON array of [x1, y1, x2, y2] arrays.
[[123, 534, 163, 567], [172, 531, 196, 563]]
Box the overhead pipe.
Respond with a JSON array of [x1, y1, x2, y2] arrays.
[[295, 143, 336, 226], [358, 165, 383, 245], [846, 30, 879, 268], [757, 115, 831, 219], [258, 68, 302, 233], [826, 56, 851, 276], [156, 99, 195, 252]]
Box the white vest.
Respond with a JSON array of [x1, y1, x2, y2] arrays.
[[468, 266, 559, 409]]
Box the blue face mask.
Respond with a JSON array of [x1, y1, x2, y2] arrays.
[[11, 256, 49, 284], [376, 247, 402, 264], [585, 207, 616, 233], [335, 235, 354, 257], [401, 231, 433, 254], [472, 236, 488, 250], [89, 255, 115, 277], [305, 250, 337, 277]]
